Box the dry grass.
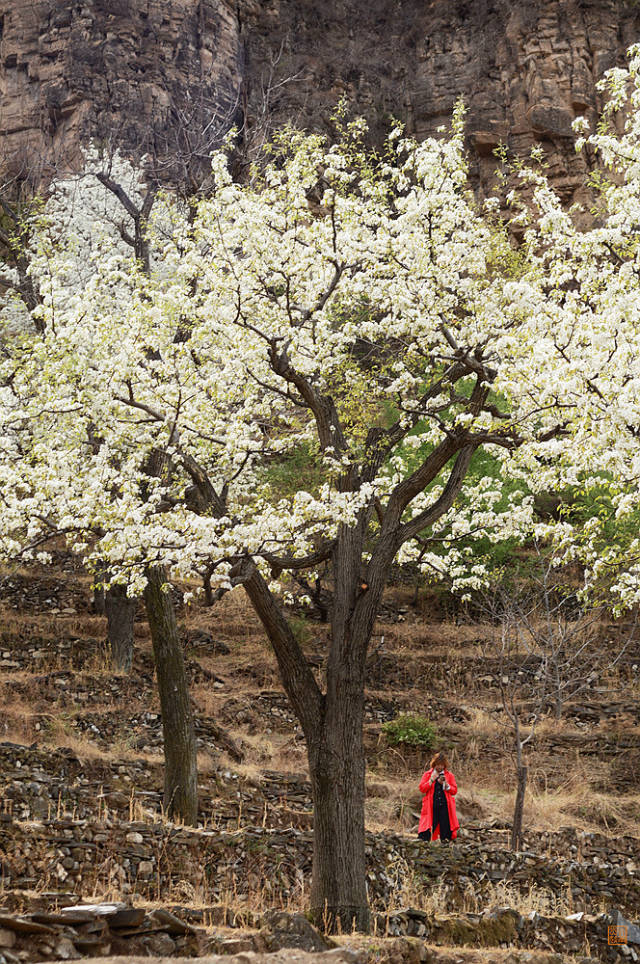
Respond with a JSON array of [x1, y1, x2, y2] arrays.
[[456, 754, 640, 838], [342, 938, 579, 964], [380, 617, 493, 655], [221, 758, 267, 786], [225, 731, 309, 778], [194, 652, 282, 699], [381, 853, 573, 916], [0, 608, 106, 643], [31, 719, 163, 767], [363, 772, 423, 833], [39, 725, 119, 762], [184, 587, 263, 641], [236, 733, 277, 765], [463, 706, 501, 739], [533, 715, 587, 739], [525, 780, 640, 837], [0, 695, 44, 744]]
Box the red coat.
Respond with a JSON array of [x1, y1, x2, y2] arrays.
[[418, 769, 459, 839]]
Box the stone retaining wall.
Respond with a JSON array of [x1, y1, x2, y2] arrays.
[[375, 906, 634, 963], [1, 819, 638, 917]]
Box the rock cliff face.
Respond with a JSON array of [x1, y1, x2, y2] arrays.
[[0, 0, 639, 196], [0, 0, 243, 184], [241, 0, 640, 199]]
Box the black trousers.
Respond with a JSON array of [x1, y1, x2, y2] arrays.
[[418, 824, 452, 842]]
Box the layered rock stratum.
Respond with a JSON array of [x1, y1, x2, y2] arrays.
[[1, 0, 640, 195]]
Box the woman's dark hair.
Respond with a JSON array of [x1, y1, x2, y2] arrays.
[[429, 751, 449, 770]]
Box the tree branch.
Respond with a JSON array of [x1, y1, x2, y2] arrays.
[[238, 558, 324, 736], [398, 443, 478, 544], [95, 172, 140, 221], [261, 541, 336, 575], [268, 341, 347, 457]]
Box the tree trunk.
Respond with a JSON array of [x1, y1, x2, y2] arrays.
[[511, 762, 527, 851], [554, 664, 563, 720], [203, 570, 214, 607], [242, 556, 372, 933], [105, 584, 136, 673], [308, 674, 369, 933], [307, 528, 373, 933], [144, 565, 198, 826]]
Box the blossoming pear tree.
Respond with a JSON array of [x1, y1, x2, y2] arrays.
[[2, 95, 631, 927], [1, 148, 163, 672], [0, 152, 200, 825]]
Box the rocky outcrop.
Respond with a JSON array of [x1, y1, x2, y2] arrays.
[[63, 955, 364, 964], [0, 905, 365, 964], [240, 0, 640, 200], [0, 0, 243, 184], [375, 907, 635, 962], [0, 902, 201, 961], [0, 0, 639, 195]]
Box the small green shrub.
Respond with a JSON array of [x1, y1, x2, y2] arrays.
[[382, 714, 437, 749]]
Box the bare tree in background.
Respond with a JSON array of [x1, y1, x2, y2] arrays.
[[237, 39, 306, 176], [507, 565, 635, 722], [477, 601, 544, 852], [0, 166, 45, 327], [89, 36, 303, 198], [480, 560, 635, 851]]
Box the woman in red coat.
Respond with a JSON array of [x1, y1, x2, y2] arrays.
[[418, 751, 459, 842]]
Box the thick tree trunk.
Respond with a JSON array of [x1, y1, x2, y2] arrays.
[[242, 560, 371, 932], [511, 762, 527, 851], [308, 677, 369, 932], [105, 583, 136, 673], [307, 526, 373, 933], [144, 565, 198, 826], [241, 511, 385, 934]]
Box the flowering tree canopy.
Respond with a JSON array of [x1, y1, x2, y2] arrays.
[[2, 112, 546, 593], [500, 44, 640, 609]]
